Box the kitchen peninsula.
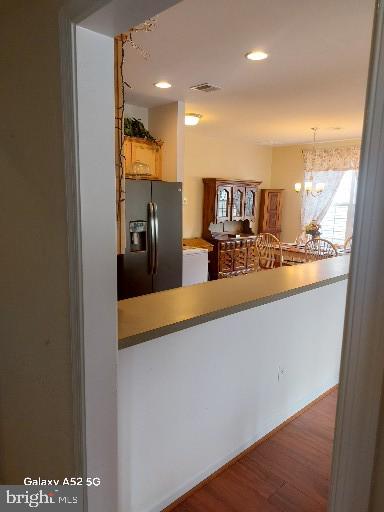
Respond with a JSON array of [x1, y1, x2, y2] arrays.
[[118, 255, 349, 348], [117, 256, 349, 512]]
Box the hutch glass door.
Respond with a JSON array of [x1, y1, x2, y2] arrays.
[[216, 186, 232, 222]]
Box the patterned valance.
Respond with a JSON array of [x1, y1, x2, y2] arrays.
[[303, 145, 360, 172]]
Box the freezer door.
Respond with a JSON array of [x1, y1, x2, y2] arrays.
[[117, 180, 152, 299], [151, 181, 183, 292]]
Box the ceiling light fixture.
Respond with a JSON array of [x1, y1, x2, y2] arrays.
[[245, 50, 268, 61], [154, 81, 172, 89], [294, 128, 325, 196], [185, 113, 202, 126]]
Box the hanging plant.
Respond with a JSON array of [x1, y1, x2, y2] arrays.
[[124, 117, 162, 146]]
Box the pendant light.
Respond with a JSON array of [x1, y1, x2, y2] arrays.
[[294, 128, 325, 196]]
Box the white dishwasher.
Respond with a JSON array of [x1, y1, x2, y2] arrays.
[[182, 248, 209, 286]]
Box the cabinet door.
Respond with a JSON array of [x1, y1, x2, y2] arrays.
[[125, 139, 162, 179], [266, 191, 282, 233], [218, 242, 234, 276], [123, 138, 132, 176], [131, 140, 157, 177], [233, 241, 247, 271], [244, 187, 257, 220], [246, 240, 258, 272], [232, 186, 245, 221], [216, 185, 232, 222]]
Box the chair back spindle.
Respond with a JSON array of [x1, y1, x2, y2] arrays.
[[304, 238, 338, 262], [256, 233, 283, 270], [344, 236, 353, 252]]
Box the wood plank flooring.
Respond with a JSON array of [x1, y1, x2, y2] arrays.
[[169, 389, 337, 512]]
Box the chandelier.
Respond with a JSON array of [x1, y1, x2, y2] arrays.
[[294, 128, 325, 196]]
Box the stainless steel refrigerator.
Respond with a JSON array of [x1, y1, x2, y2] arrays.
[[117, 180, 182, 299]]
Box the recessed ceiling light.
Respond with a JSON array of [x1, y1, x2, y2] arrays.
[[154, 81, 172, 89], [185, 113, 202, 126], [245, 51, 268, 61]]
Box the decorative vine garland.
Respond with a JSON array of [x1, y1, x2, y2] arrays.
[[115, 18, 158, 253]]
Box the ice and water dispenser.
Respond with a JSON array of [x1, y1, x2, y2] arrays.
[[129, 221, 147, 252]]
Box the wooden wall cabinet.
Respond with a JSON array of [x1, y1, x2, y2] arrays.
[[123, 136, 162, 180], [202, 178, 261, 238], [258, 189, 284, 238], [202, 178, 262, 280]]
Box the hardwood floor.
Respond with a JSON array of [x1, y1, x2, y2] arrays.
[[169, 389, 338, 512]]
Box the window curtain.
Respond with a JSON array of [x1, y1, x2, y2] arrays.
[[302, 145, 360, 172], [301, 171, 344, 228], [345, 170, 358, 239], [301, 145, 360, 230]]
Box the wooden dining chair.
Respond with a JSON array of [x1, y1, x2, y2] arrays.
[[255, 233, 283, 270], [304, 238, 338, 262], [344, 236, 353, 251]]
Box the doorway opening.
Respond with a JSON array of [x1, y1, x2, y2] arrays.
[[110, 2, 372, 511], [69, 0, 379, 511], [115, 0, 371, 301]]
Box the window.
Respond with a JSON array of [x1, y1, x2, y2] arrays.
[[321, 170, 357, 245]]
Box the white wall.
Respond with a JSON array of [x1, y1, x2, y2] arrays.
[[73, 1, 182, 509], [118, 279, 347, 512], [76, 27, 117, 511], [125, 104, 148, 128], [183, 131, 272, 238]]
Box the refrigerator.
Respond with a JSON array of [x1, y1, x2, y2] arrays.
[[117, 180, 182, 299]]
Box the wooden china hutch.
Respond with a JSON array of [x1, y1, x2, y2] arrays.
[[203, 178, 262, 280], [258, 188, 284, 238]]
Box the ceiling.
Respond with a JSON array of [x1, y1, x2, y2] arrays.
[[123, 0, 374, 145]]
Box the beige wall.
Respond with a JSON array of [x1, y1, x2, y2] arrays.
[[183, 134, 362, 241], [270, 145, 304, 241], [0, 0, 75, 482], [149, 101, 185, 182], [183, 131, 272, 238], [270, 139, 361, 241]]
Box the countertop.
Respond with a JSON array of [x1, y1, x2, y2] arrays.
[[118, 255, 350, 349], [182, 238, 214, 252]]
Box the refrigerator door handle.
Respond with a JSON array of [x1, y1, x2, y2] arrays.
[[153, 202, 159, 275], [148, 202, 156, 274]]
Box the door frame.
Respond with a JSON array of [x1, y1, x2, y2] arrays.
[[329, 2, 384, 510], [58, 1, 384, 511], [58, 2, 183, 511]]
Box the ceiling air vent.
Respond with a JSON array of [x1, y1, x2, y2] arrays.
[[190, 82, 221, 93]]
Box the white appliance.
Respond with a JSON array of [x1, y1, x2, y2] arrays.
[[182, 248, 209, 286]]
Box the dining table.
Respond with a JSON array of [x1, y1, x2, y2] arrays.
[[279, 242, 349, 264]]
